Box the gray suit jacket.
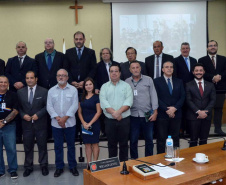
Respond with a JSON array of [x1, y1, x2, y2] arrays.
[[17, 85, 48, 130]]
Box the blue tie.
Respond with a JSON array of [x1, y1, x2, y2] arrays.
[[29, 88, 33, 105], [78, 49, 81, 60], [168, 78, 172, 95], [185, 57, 189, 71], [47, 54, 52, 70]]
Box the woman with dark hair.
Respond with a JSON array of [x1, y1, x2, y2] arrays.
[[78, 77, 102, 168]]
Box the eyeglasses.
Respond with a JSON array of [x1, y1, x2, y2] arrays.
[[208, 45, 217, 47], [56, 75, 68, 78]]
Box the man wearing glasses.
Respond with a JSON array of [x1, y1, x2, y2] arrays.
[[47, 69, 79, 177]]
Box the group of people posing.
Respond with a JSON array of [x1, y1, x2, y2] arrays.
[[0, 30, 225, 180]]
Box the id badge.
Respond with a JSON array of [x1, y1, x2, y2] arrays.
[[1, 103, 6, 109], [134, 90, 138, 96]]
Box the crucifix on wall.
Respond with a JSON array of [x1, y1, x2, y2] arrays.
[[69, 0, 83, 24]]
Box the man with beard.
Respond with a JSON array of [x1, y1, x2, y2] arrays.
[[198, 40, 226, 135], [186, 63, 216, 147], [47, 69, 79, 177]]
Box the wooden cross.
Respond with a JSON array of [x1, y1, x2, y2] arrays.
[[69, 0, 83, 24]]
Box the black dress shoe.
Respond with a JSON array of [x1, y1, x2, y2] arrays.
[[23, 169, 33, 177], [54, 169, 63, 177], [214, 129, 226, 136], [42, 167, 49, 176], [70, 167, 79, 176]]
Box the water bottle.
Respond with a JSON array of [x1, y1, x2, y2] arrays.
[[165, 135, 173, 158]]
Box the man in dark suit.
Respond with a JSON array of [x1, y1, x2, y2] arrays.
[[35, 38, 64, 89], [154, 61, 185, 154], [198, 40, 226, 135], [64, 31, 97, 93], [0, 58, 5, 75], [145, 41, 174, 79], [174, 42, 197, 134], [186, 63, 216, 147], [17, 71, 49, 177], [120, 47, 146, 80], [5, 41, 37, 142]]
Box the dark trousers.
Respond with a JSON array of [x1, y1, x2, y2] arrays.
[[105, 117, 130, 162], [99, 113, 106, 135], [156, 118, 181, 154], [23, 125, 48, 170], [213, 94, 225, 130], [188, 119, 211, 147], [130, 116, 154, 159]]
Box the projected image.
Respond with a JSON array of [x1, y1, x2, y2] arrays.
[[119, 14, 196, 59]]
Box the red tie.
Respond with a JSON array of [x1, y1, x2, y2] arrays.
[[198, 82, 203, 97], [211, 56, 216, 69]]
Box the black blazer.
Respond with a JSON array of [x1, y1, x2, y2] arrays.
[[186, 80, 216, 120], [145, 53, 174, 79], [174, 55, 197, 87], [120, 61, 147, 80], [63, 47, 97, 83], [5, 55, 37, 92], [198, 55, 226, 92], [17, 85, 48, 130], [35, 51, 65, 89], [154, 76, 185, 119], [0, 58, 5, 75], [95, 60, 119, 90]]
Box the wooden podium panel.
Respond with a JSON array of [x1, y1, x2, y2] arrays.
[[84, 141, 226, 185]]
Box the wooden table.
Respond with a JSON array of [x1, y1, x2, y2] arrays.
[[83, 141, 226, 185]]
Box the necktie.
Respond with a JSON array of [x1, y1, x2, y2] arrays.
[[29, 88, 33, 105], [198, 82, 203, 97], [19, 57, 23, 67], [185, 57, 190, 71], [211, 56, 216, 69], [168, 78, 173, 95], [156, 55, 160, 78], [47, 54, 52, 70], [78, 49, 81, 60]]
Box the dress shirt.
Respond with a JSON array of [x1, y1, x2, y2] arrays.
[[18, 55, 26, 65], [125, 75, 158, 117], [154, 53, 163, 79], [100, 80, 133, 119], [27, 85, 37, 102], [47, 83, 78, 128], [163, 75, 173, 89], [76, 46, 84, 56], [194, 78, 204, 91], [208, 54, 217, 66], [44, 50, 56, 65], [183, 56, 190, 71]]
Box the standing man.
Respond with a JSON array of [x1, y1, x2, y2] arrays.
[[120, 47, 146, 80], [186, 63, 216, 147], [0, 59, 5, 75], [174, 42, 197, 134], [64, 31, 97, 92], [17, 71, 49, 177], [154, 62, 185, 154], [35, 38, 65, 89], [125, 61, 158, 159], [47, 69, 79, 177], [145, 41, 174, 79], [100, 64, 133, 162], [0, 76, 19, 179], [198, 40, 226, 135], [5, 41, 37, 143]]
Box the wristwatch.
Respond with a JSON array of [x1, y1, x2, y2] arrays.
[[2, 119, 7, 124]]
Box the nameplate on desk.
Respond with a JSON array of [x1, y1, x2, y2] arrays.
[[89, 157, 120, 172]]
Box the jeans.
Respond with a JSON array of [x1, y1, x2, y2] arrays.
[[130, 116, 154, 159], [52, 126, 77, 169], [0, 122, 18, 174]]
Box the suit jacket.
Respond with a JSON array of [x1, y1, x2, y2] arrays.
[[153, 76, 185, 119], [174, 55, 197, 87], [198, 55, 226, 92], [95, 60, 119, 90], [17, 85, 48, 130], [35, 50, 65, 89], [5, 55, 37, 92], [63, 47, 97, 83], [145, 53, 174, 79], [186, 80, 216, 120], [120, 61, 147, 80], [0, 58, 5, 75]]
